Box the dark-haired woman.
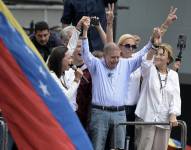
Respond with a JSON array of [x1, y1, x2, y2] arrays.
[[48, 46, 83, 111]]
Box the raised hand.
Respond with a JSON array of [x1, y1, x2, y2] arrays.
[[82, 17, 90, 31], [74, 68, 83, 83], [90, 16, 100, 27], [76, 16, 88, 31], [106, 3, 114, 24], [80, 16, 90, 38], [160, 6, 177, 36], [106, 3, 115, 43], [165, 6, 178, 26], [151, 27, 162, 46]]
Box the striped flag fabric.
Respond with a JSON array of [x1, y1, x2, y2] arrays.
[[168, 138, 191, 150], [0, 1, 93, 150], [168, 138, 182, 149]]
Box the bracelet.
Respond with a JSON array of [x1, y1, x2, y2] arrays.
[[151, 44, 159, 50], [150, 38, 159, 48]]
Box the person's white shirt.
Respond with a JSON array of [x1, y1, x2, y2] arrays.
[[64, 68, 75, 87], [62, 68, 80, 111], [63, 64, 88, 109], [50, 71, 79, 111], [126, 67, 141, 105], [135, 57, 181, 129], [125, 53, 145, 106]]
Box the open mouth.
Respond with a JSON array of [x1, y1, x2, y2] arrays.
[[78, 53, 82, 56]]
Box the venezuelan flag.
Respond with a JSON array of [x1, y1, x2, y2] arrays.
[[168, 138, 182, 149], [0, 1, 93, 150], [168, 138, 191, 150]]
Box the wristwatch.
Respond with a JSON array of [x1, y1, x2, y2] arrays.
[[151, 44, 159, 50]]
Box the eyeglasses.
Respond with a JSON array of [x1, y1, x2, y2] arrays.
[[121, 44, 137, 50]]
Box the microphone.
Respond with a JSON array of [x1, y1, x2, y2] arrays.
[[70, 64, 89, 83]]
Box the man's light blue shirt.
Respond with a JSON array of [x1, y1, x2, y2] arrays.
[[82, 39, 151, 106]]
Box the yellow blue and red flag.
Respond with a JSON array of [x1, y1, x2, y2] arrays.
[[168, 138, 191, 150], [0, 1, 93, 149], [168, 138, 182, 149]]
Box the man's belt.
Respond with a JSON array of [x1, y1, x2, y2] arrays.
[[92, 104, 125, 112]]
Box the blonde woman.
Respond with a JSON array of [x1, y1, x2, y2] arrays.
[[135, 43, 181, 150], [117, 33, 141, 150]]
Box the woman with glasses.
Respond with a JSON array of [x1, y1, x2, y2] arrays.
[[117, 34, 141, 150], [118, 34, 139, 58]]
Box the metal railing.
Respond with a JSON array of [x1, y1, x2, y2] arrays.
[[113, 120, 187, 150], [0, 117, 8, 150]]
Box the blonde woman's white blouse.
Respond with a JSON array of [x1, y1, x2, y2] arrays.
[[135, 57, 181, 128]]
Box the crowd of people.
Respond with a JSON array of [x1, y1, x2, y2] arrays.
[[4, 1, 182, 150]]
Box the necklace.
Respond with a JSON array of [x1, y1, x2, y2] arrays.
[[156, 66, 168, 91]]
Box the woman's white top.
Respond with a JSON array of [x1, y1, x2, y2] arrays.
[[135, 58, 181, 129], [50, 71, 79, 111], [126, 67, 141, 106]]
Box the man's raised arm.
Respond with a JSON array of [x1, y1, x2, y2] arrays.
[[81, 17, 98, 70]]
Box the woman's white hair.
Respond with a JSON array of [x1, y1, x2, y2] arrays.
[[60, 25, 76, 40]]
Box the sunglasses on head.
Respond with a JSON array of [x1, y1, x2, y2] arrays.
[[122, 44, 137, 50]]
